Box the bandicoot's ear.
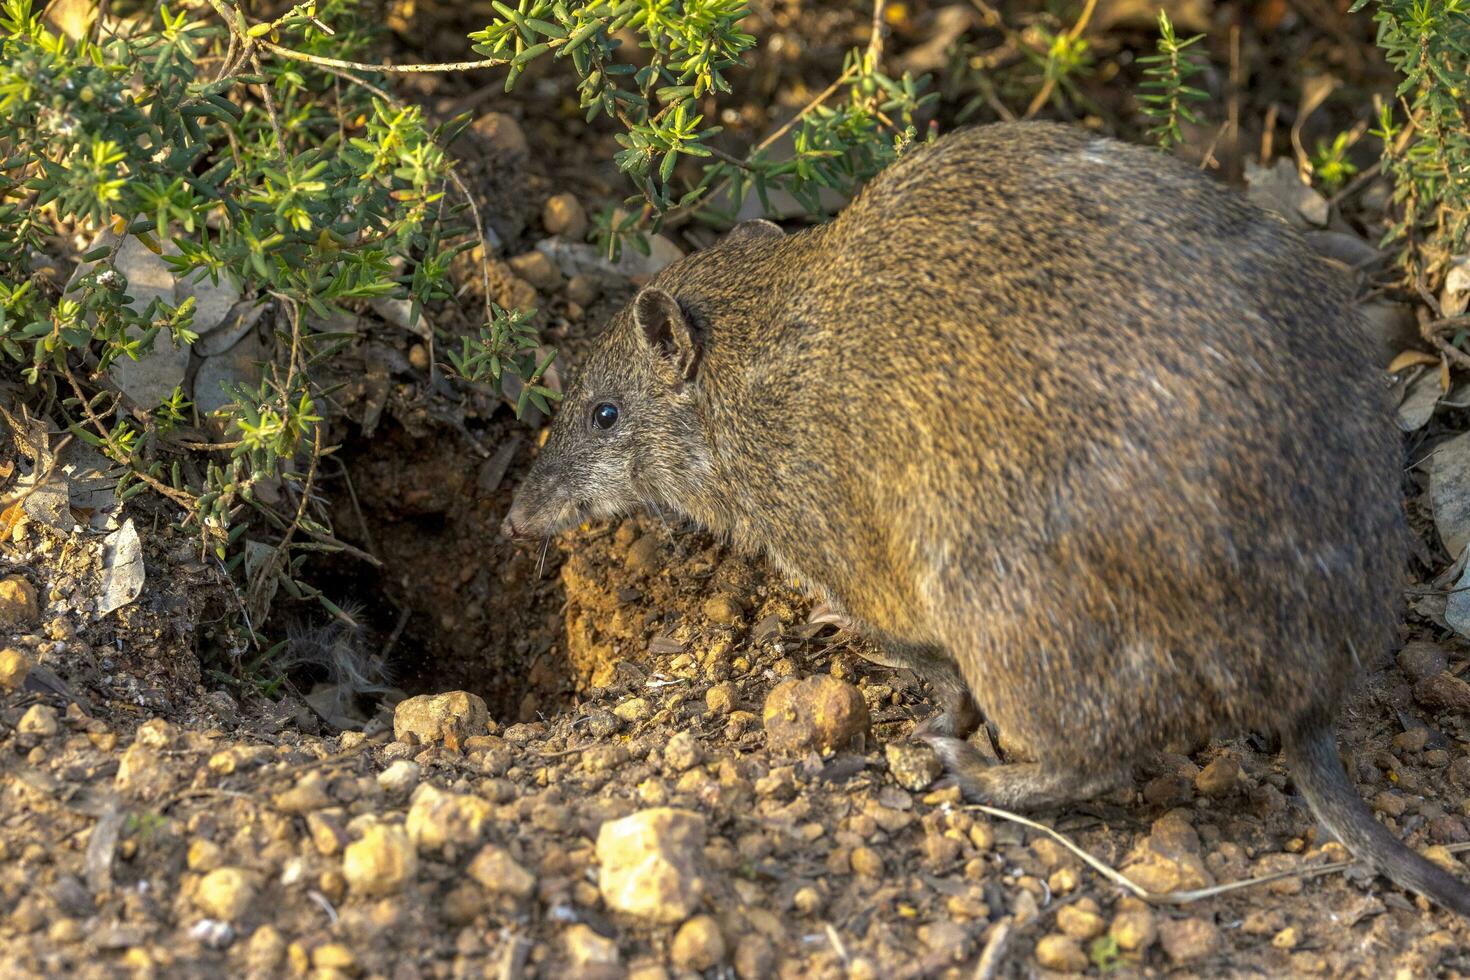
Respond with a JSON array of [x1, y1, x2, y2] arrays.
[[726, 218, 785, 242], [634, 287, 701, 382]]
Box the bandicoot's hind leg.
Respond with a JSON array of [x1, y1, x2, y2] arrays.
[[918, 733, 1126, 808]]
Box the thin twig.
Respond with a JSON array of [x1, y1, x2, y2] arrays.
[[261, 40, 507, 74], [972, 918, 1012, 980], [379, 605, 411, 662], [758, 67, 858, 160], [964, 802, 1470, 906], [1328, 159, 1383, 206], [496, 934, 530, 980], [60, 367, 198, 512], [248, 50, 289, 163], [304, 60, 497, 335], [866, 0, 888, 69]]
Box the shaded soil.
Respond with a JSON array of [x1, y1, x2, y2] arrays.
[[3, 2, 1469, 978]]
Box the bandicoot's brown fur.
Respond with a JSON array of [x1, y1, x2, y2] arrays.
[[503, 121, 1470, 914]]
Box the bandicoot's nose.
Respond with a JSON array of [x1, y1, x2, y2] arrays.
[[500, 505, 527, 540]]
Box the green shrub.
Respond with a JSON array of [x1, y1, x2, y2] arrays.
[[0, 0, 546, 645], [470, 0, 934, 255], [1352, 0, 1470, 283], [0, 0, 931, 669], [1136, 10, 1207, 152]]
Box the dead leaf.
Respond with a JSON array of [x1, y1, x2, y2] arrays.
[[84, 803, 126, 894], [67, 233, 192, 409], [243, 540, 284, 629], [1388, 350, 1439, 374], [1396, 372, 1440, 432], [1443, 256, 1470, 319], [0, 501, 24, 538], [98, 519, 145, 615], [1447, 562, 1470, 641], [62, 441, 122, 531], [1429, 431, 1470, 559], [0, 402, 54, 470], [1244, 158, 1329, 229], [1304, 230, 1381, 267]]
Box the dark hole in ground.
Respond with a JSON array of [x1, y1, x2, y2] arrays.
[[313, 418, 576, 724]]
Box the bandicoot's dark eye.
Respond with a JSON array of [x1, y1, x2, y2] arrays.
[[592, 402, 620, 431]]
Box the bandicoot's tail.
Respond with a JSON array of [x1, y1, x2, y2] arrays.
[[1286, 725, 1470, 916]]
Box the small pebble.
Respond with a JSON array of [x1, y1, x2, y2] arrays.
[[0, 646, 32, 690], [850, 846, 885, 877], [1271, 926, 1299, 950], [195, 867, 256, 921], [670, 914, 726, 971], [614, 697, 653, 723], [187, 839, 224, 872], [509, 251, 564, 293], [393, 692, 490, 747], [406, 783, 495, 850], [245, 925, 286, 973], [596, 808, 707, 923], [886, 741, 942, 792], [311, 943, 357, 972], [378, 759, 421, 795], [566, 273, 602, 306], [625, 536, 662, 576], [472, 112, 527, 157], [1159, 916, 1221, 965], [703, 594, 746, 626], [18, 703, 59, 737], [1057, 900, 1106, 940], [0, 575, 39, 628], [706, 682, 737, 716], [793, 885, 823, 915], [1397, 642, 1448, 682], [343, 824, 417, 896], [1110, 904, 1158, 951], [1034, 934, 1088, 972], [1415, 672, 1470, 714], [1195, 756, 1242, 798], [467, 844, 536, 898], [1372, 790, 1407, 817], [563, 923, 620, 968], [543, 193, 588, 240], [763, 675, 870, 755], [734, 935, 775, 980], [664, 731, 702, 771], [1391, 727, 1429, 754], [274, 771, 331, 813]]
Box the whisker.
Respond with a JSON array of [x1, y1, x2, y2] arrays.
[[536, 536, 551, 578]]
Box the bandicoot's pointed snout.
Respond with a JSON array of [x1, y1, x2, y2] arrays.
[[500, 501, 529, 541]]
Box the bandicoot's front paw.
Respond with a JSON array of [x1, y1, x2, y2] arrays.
[[911, 712, 968, 741]]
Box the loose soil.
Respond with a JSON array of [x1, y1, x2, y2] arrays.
[[3, 2, 1469, 978]]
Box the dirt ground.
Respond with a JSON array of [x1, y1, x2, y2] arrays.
[[4, 1, 1470, 978]]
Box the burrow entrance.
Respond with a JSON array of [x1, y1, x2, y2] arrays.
[[313, 416, 576, 726]]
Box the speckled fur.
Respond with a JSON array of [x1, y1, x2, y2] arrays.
[[504, 122, 1470, 912]]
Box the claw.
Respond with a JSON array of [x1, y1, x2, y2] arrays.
[[912, 711, 961, 740]]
